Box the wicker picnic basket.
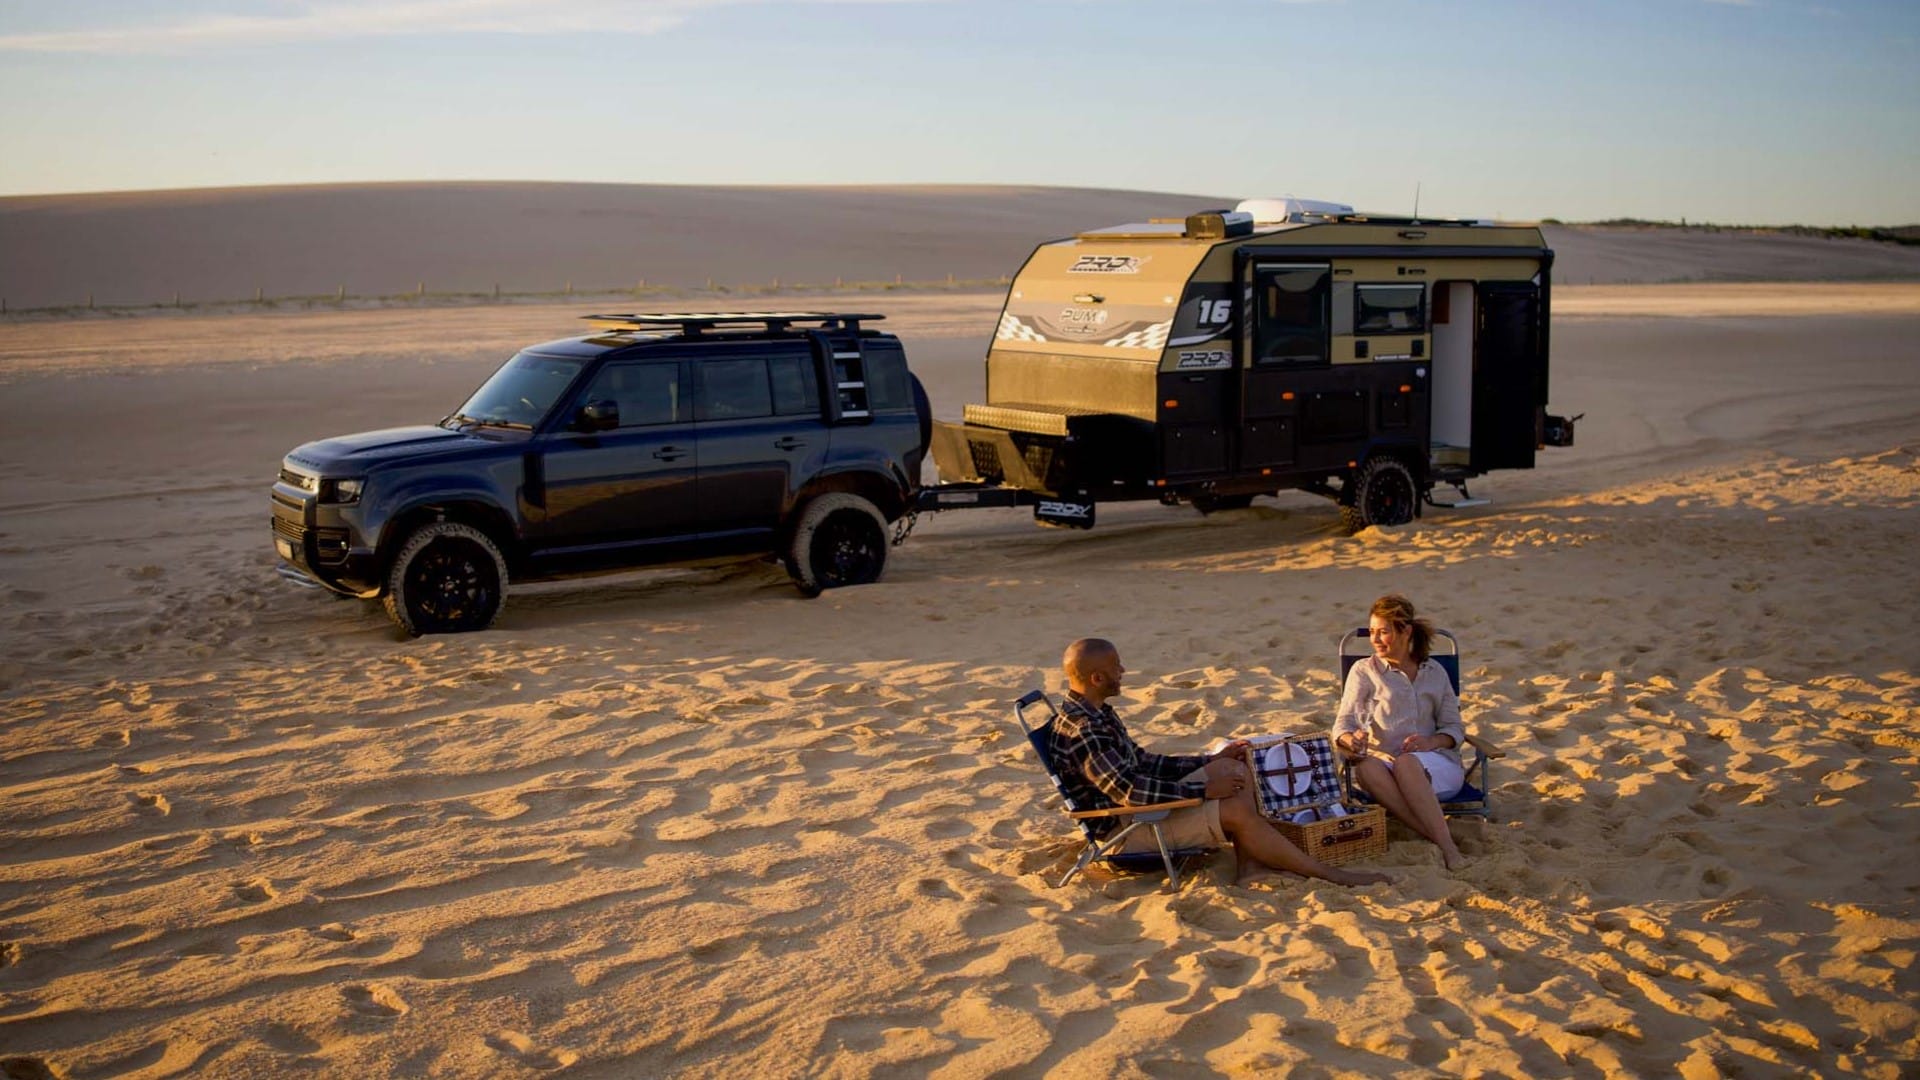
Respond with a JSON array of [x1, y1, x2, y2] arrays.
[[1242, 734, 1388, 867]]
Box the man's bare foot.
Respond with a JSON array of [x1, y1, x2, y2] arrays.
[[1441, 848, 1468, 872], [1329, 866, 1392, 886]]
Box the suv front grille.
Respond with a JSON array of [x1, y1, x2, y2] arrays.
[[273, 517, 305, 544]]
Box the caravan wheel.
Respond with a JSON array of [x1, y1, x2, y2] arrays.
[[1341, 457, 1417, 533]]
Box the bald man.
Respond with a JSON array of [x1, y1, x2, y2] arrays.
[[1049, 638, 1390, 887]]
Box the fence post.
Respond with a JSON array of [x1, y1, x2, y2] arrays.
[[336, 285, 345, 302], [88, 292, 95, 309], [255, 287, 263, 303], [416, 281, 425, 298], [564, 281, 572, 296], [493, 283, 500, 300]]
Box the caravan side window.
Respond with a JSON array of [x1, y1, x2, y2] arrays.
[[1252, 265, 1330, 366], [1355, 284, 1426, 335]]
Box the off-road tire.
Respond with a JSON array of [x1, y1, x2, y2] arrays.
[[382, 522, 508, 636], [785, 493, 889, 598], [1192, 493, 1256, 515], [1340, 456, 1417, 534]]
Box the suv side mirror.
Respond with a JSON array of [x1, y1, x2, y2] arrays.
[[578, 400, 620, 432]]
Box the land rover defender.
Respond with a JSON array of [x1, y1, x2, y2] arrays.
[[270, 312, 930, 635]]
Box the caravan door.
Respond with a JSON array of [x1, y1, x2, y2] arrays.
[[1238, 262, 1330, 471], [1470, 282, 1546, 472]]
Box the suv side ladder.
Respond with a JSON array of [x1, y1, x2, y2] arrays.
[[806, 330, 871, 421]]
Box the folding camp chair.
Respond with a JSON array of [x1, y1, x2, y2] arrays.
[[1013, 690, 1216, 891], [1337, 628, 1505, 820]]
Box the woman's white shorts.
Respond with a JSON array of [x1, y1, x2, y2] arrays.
[[1382, 750, 1466, 801]]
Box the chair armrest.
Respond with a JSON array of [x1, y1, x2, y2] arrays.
[[1463, 733, 1506, 759], [1068, 798, 1204, 820]]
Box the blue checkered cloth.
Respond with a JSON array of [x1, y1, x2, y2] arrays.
[[1246, 734, 1341, 819]]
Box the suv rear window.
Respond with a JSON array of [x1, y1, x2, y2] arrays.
[[865, 347, 912, 411], [697, 357, 774, 420], [769, 354, 820, 416]]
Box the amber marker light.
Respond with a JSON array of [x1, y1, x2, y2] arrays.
[[1164, 399, 1178, 408], [1282, 392, 1295, 400], [1400, 384, 1413, 393]]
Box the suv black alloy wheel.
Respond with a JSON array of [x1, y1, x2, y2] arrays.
[[384, 522, 508, 636]]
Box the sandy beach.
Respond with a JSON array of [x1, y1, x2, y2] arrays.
[[2, 269, 1918, 1076]]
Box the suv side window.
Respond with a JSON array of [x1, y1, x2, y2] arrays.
[[864, 346, 912, 412], [769, 353, 820, 416], [696, 357, 773, 421], [581, 361, 681, 427]]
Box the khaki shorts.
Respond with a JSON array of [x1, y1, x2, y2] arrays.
[[1116, 768, 1226, 853]]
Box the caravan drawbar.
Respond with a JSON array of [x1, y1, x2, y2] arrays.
[[917, 198, 1577, 531]]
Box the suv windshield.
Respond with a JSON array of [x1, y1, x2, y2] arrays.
[[450, 351, 585, 428]]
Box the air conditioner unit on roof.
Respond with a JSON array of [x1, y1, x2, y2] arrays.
[[1234, 197, 1355, 224]]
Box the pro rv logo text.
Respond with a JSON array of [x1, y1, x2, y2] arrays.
[[1068, 255, 1143, 274]]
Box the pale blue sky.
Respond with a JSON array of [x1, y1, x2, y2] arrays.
[[1, 0, 1915, 224]]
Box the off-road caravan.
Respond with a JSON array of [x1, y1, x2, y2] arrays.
[[922, 198, 1577, 531]]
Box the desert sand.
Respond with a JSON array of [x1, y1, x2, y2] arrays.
[[2, 274, 1918, 1077], [7, 182, 1920, 311]]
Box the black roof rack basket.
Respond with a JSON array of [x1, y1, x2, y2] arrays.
[[583, 311, 885, 336]]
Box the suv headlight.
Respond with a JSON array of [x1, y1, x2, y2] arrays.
[[319, 477, 365, 504]]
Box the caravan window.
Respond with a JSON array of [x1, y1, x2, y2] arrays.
[[1252, 265, 1330, 366], [1355, 284, 1426, 334]]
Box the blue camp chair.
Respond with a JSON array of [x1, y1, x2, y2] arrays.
[[1014, 690, 1216, 891], [1337, 628, 1504, 820]]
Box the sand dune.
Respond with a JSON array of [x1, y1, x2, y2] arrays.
[[4, 182, 1918, 311], [0, 288, 1917, 1077]]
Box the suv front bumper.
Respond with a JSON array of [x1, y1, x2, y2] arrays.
[[271, 479, 382, 597]]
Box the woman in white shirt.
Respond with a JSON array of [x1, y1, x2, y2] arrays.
[[1333, 594, 1469, 870]]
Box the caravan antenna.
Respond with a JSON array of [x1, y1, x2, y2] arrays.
[[1412, 182, 1422, 223]]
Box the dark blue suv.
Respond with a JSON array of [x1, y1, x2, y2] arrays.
[[271, 312, 931, 635]]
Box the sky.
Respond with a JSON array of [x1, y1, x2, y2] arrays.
[[0, 0, 1915, 225]]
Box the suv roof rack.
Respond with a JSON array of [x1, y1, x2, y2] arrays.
[[583, 311, 886, 336]]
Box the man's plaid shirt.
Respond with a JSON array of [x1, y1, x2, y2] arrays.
[[1050, 691, 1209, 830]]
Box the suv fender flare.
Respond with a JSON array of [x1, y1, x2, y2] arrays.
[[376, 495, 520, 575], [787, 467, 909, 531]]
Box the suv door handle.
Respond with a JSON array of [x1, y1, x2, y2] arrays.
[[653, 446, 688, 462], [773, 436, 806, 451]]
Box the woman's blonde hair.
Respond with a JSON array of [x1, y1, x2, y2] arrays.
[[1371, 593, 1434, 663]]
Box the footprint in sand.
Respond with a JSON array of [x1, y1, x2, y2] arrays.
[[485, 1031, 578, 1070], [308, 924, 356, 943], [0, 1056, 62, 1080], [343, 983, 409, 1018], [263, 1024, 324, 1056], [233, 879, 277, 904], [130, 792, 170, 816]]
